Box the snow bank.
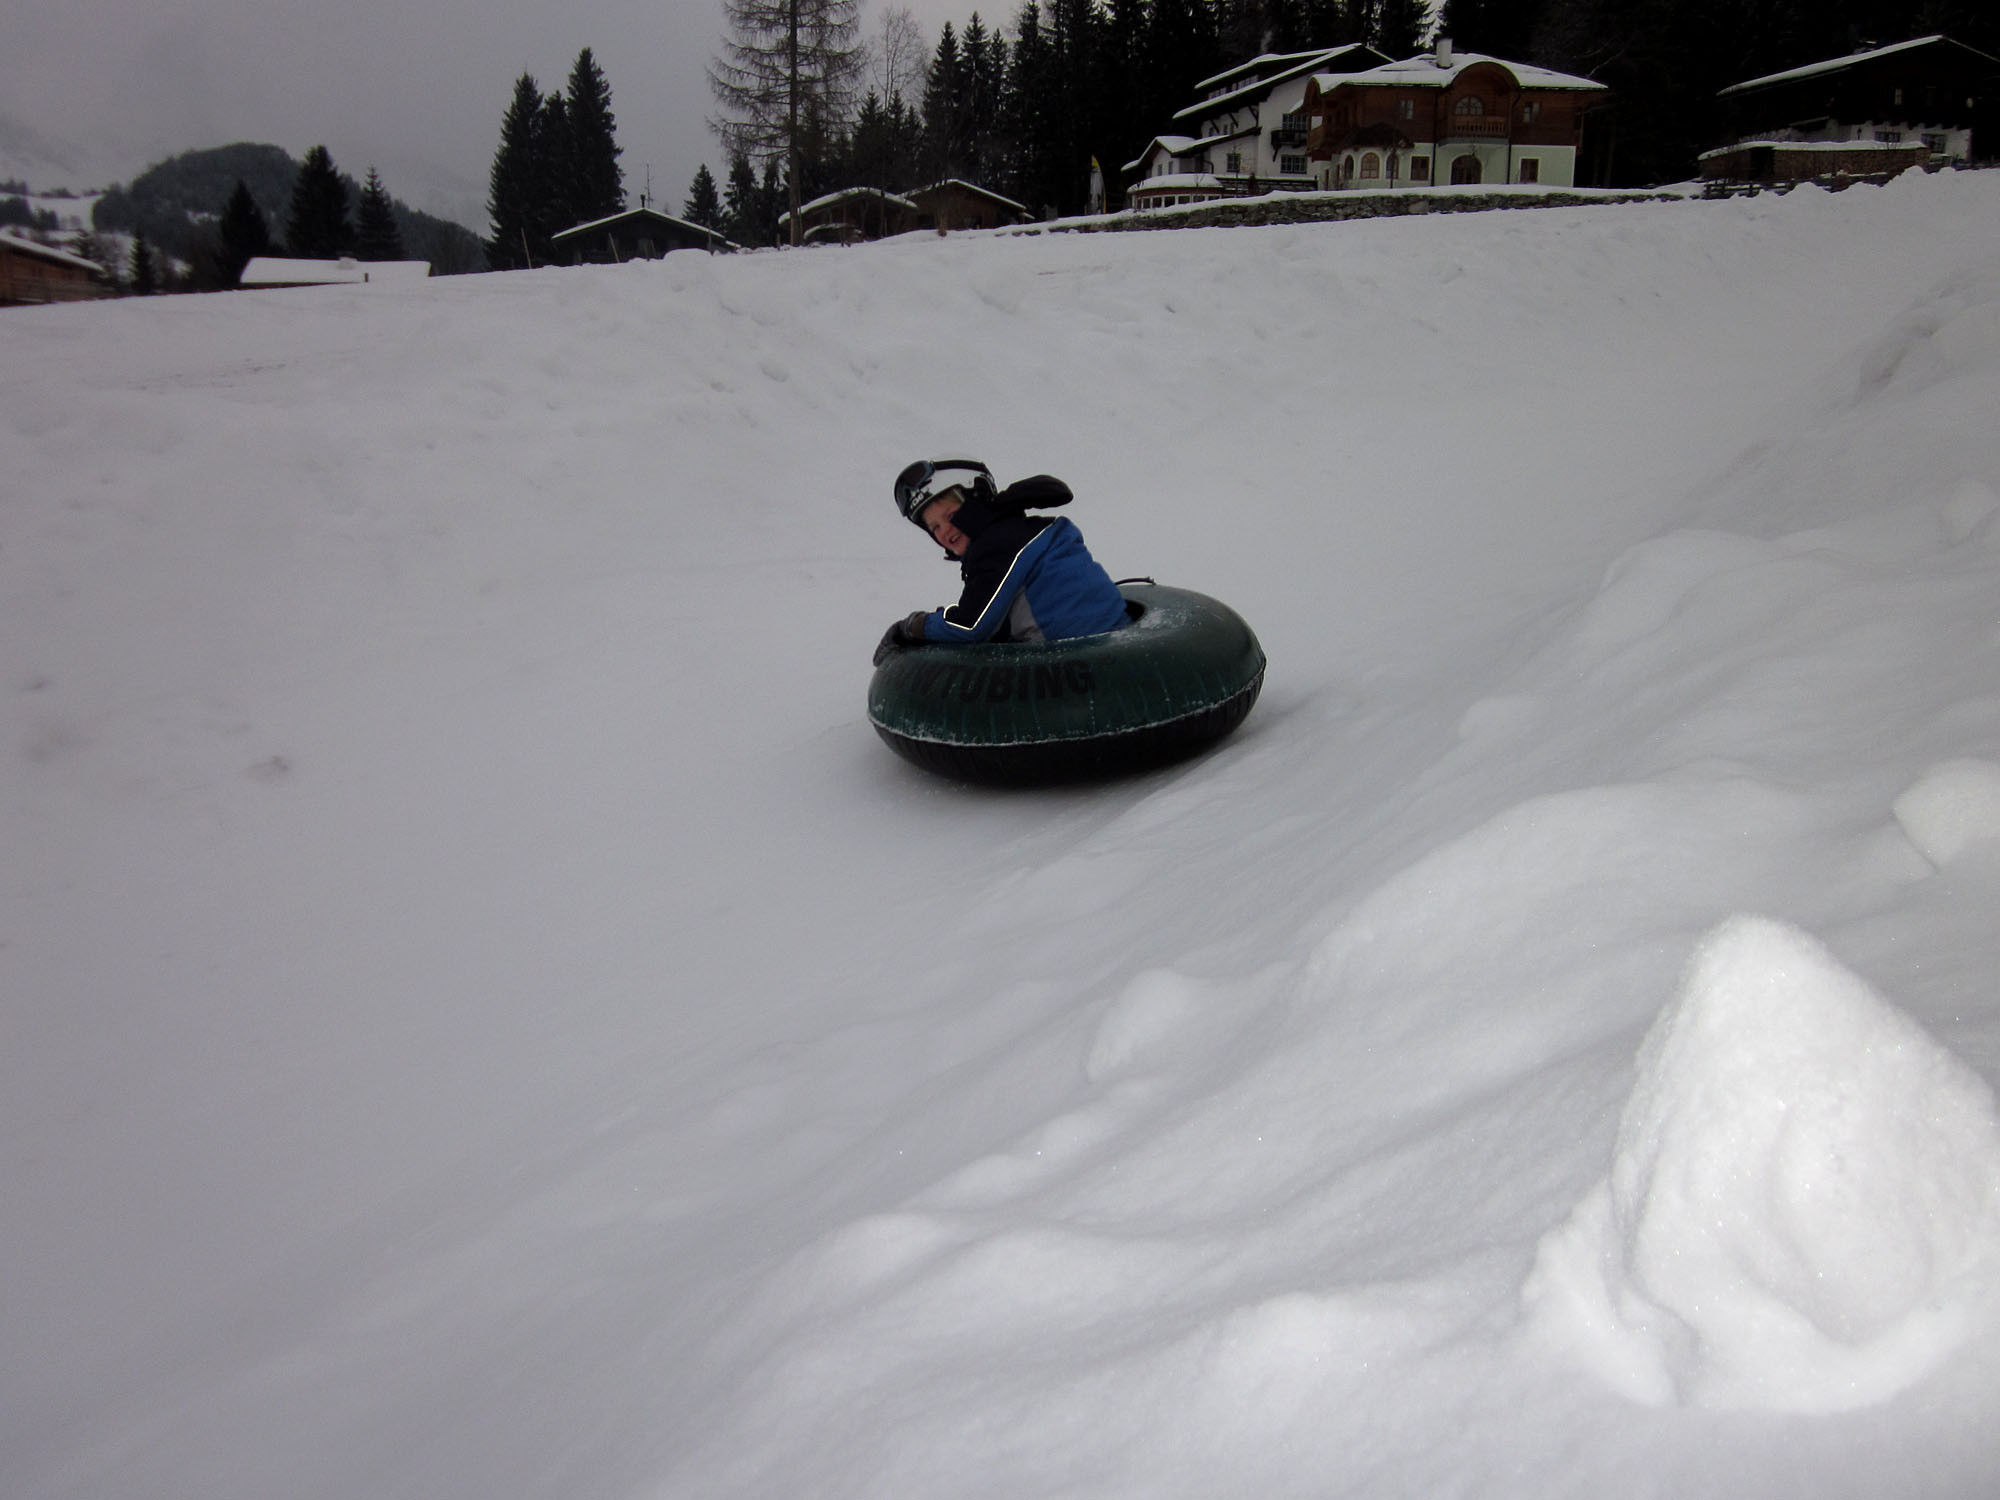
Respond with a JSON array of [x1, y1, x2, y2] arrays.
[[1894, 758, 2000, 868], [1525, 915, 2000, 1410]]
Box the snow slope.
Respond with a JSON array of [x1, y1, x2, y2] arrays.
[[6, 172, 2000, 1499]]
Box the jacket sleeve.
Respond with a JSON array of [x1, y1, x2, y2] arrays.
[[922, 519, 1056, 644], [995, 475, 1072, 510]]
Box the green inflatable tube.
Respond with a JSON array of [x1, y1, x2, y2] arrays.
[[867, 583, 1266, 784]]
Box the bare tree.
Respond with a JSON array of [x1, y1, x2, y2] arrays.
[[709, 0, 864, 244], [870, 5, 929, 108]]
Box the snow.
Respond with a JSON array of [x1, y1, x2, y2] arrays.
[[6, 170, 2000, 1500], [1894, 758, 2000, 867], [1526, 915, 2000, 1411]]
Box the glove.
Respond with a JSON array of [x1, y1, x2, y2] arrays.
[[872, 610, 930, 666]]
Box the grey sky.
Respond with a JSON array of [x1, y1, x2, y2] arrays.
[[1, 0, 985, 228]]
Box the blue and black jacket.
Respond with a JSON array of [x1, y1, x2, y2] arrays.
[[921, 478, 1130, 645]]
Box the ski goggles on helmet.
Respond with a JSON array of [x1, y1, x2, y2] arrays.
[[894, 458, 994, 527]]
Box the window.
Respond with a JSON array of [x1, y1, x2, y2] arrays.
[[1923, 133, 1947, 154], [1521, 100, 1540, 122], [1455, 96, 1485, 116], [1281, 111, 1307, 133], [1360, 153, 1381, 179], [1875, 130, 1903, 143], [1398, 98, 1415, 121], [1226, 151, 1242, 174], [1280, 154, 1307, 176], [1411, 155, 1430, 181], [1518, 157, 1539, 183]]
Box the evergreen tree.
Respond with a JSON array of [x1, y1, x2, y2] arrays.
[[922, 24, 968, 180], [709, 0, 866, 243], [1097, 0, 1150, 209], [847, 90, 894, 187], [722, 153, 762, 242], [684, 163, 724, 228], [355, 168, 405, 260], [1000, 1, 1053, 211], [1373, 0, 1427, 54], [286, 145, 354, 258], [488, 73, 546, 268], [536, 89, 576, 233], [1046, 0, 1105, 217], [216, 178, 273, 286], [962, 14, 1008, 186], [1434, 0, 1541, 58], [1141, 0, 1220, 146], [759, 157, 786, 246], [129, 236, 159, 295], [566, 48, 625, 221]]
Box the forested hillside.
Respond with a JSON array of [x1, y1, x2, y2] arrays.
[[93, 144, 485, 278]]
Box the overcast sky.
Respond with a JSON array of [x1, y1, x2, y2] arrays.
[[1, 0, 984, 227]]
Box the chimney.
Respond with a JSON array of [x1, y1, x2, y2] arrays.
[[1436, 36, 1453, 68]]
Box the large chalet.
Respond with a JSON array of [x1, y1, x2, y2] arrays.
[[1304, 41, 1607, 190], [1125, 43, 1391, 209]]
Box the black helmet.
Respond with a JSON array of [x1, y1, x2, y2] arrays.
[[894, 457, 995, 528]]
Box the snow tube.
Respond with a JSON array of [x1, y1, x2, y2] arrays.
[[868, 583, 1265, 784]]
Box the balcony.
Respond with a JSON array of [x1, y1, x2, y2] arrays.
[[1269, 128, 1308, 150], [1443, 116, 1508, 139]]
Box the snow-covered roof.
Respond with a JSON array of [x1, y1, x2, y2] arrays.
[[1314, 50, 1607, 94], [915, 179, 1030, 216], [1177, 44, 1383, 123], [1128, 174, 1224, 194], [1194, 46, 1339, 95], [1717, 35, 1988, 96], [0, 229, 102, 273], [1123, 129, 1257, 176], [778, 187, 918, 226], [1697, 138, 1932, 160], [552, 205, 732, 246], [239, 256, 430, 286]]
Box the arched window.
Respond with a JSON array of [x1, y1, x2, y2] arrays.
[[1360, 153, 1381, 180], [1454, 96, 1485, 116], [1342, 155, 1356, 184], [1450, 154, 1482, 185]]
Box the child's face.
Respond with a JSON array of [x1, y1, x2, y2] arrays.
[[920, 490, 970, 557]]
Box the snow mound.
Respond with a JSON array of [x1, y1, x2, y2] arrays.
[[1524, 914, 2000, 1411], [1893, 758, 2000, 868]]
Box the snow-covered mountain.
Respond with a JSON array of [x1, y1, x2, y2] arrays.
[[0, 108, 133, 194], [5, 174, 2000, 1500]]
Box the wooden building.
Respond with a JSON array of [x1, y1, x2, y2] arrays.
[[1304, 41, 1607, 191], [1710, 34, 1998, 181], [0, 231, 105, 306], [779, 187, 918, 245], [550, 206, 733, 264], [1698, 139, 1931, 187], [910, 180, 1029, 231]]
